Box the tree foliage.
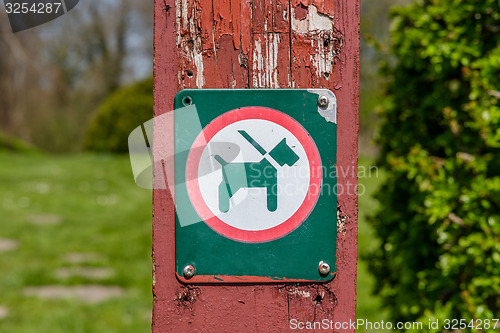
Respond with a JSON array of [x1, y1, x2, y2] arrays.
[[83, 78, 152, 153], [371, 0, 500, 329], [0, 131, 39, 153], [0, 0, 152, 152]]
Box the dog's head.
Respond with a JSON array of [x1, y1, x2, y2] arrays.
[[269, 138, 300, 167]]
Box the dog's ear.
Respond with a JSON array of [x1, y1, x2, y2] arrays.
[[269, 138, 300, 167]]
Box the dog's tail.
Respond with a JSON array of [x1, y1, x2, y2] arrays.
[[214, 155, 228, 166]]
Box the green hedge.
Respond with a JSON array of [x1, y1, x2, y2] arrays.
[[371, 0, 499, 330], [84, 78, 153, 153]]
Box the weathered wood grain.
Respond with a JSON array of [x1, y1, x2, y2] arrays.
[[153, 0, 359, 330]]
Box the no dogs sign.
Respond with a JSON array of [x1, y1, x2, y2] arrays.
[[186, 106, 323, 243], [174, 89, 337, 283]]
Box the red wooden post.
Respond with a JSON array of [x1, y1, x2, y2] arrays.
[[152, 0, 359, 331]]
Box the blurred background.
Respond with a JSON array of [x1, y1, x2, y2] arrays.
[[1, 0, 498, 332]]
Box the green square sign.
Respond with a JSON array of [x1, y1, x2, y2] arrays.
[[174, 89, 337, 283]]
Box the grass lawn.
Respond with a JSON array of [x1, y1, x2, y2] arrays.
[[0, 152, 389, 332], [0, 152, 152, 333], [356, 157, 391, 332]]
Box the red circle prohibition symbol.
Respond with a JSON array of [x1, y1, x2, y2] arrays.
[[186, 106, 322, 243]]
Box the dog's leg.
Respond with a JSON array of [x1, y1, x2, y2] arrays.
[[218, 182, 230, 213], [267, 179, 278, 212], [215, 156, 231, 213]]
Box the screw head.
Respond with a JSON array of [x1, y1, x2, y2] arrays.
[[318, 261, 330, 275], [183, 265, 195, 278], [318, 95, 329, 108]]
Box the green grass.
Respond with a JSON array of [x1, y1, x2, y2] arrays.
[[0, 152, 152, 333], [356, 157, 391, 332]]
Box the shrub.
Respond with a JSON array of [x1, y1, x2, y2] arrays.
[[0, 131, 39, 153], [371, 0, 499, 329], [84, 77, 153, 153]]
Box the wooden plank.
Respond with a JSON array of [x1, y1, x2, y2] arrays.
[[151, 0, 179, 331], [252, 0, 273, 34], [152, 0, 359, 331], [273, 0, 290, 32], [250, 0, 291, 88], [329, 0, 360, 325], [290, 1, 342, 88], [250, 33, 291, 88]]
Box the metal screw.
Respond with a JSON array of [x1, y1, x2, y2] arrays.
[[318, 95, 329, 108], [183, 264, 195, 278], [183, 96, 193, 106], [318, 261, 330, 275]]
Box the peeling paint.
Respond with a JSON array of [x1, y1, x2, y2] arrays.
[[252, 38, 262, 87], [174, 286, 201, 309], [287, 287, 311, 298], [252, 34, 280, 88], [176, 0, 205, 88], [193, 52, 205, 87], [337, 206, 349, 235], [291, 4, 334, 34], [290, 3, 342, 88], [312, 37, 335, 78]]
